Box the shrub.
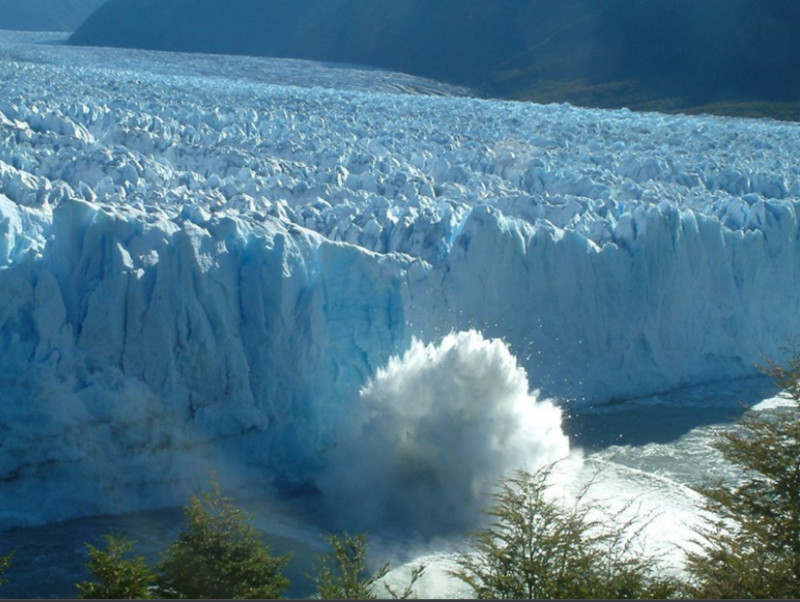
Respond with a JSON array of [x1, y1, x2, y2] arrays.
[[310, 532, 425, 599], [0, 550, 12, 594], [156, 477, 291, 599], [450, 465, 678, 599], [685, 343, 800, 598], [310, 532, 388, 599], [76, 534, 156, 599]]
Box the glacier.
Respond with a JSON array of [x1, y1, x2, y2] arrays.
[[1, 30, 800, 533]]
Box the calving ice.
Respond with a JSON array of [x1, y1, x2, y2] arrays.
[[1, 31, 800, 534], [318, 331, 571, 536]]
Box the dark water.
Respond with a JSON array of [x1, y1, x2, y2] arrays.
[[565, 376, 774, 452], [0, 498, 324, 599]]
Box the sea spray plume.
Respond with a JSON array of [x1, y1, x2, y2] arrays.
[[318, 330, 575, 537]]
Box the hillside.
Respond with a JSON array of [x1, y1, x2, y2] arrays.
[[492, 0, 800, 116], [0, 0, 107, 32], [69, 0, 579, 85], [69, 0, 800, 118]]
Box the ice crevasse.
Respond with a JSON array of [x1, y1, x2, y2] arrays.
[[1, 41, 800, 530]]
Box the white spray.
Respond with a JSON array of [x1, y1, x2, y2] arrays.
[[318, 330, 575, 537]]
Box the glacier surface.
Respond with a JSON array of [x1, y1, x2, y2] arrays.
[[1, 31, 800, 531]]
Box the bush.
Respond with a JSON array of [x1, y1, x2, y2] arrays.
[[0, 550, 12, 594], [155, 477, 291, 599], [685, 343, 800, 598], [76, 534, 156, 599], [309, 532, 424, 599], [450, 465, 678, 599], [310, 532, 388, 599]]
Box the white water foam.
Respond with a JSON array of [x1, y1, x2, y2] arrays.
[[318, 330, 575, 537]]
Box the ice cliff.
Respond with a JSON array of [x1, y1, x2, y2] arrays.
[[1, 32, 800, 531]]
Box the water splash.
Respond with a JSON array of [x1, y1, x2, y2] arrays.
[[318, 330, 573, 537]]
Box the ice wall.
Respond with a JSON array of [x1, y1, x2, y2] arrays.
[[417, 200, 800, 402], [2, 32, 800, 531], [0, 198, 414, 528]]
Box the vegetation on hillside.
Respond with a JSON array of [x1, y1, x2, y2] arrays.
[[70, 0, 800, 121]]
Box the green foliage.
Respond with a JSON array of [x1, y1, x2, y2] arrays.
[[450, 465, 678, 599], [685, 342, 800, 598], [310, 532, 387, 599], [76, 534, 156, 599], [310, 532, 425, 599], [0, 550, 12, 594], [677, 101, 800, 123], [156, 477, 291, 599]]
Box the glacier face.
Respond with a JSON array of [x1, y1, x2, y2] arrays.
[[1, 31, 800, 531]]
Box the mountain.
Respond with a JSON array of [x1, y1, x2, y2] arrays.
[[0, 0, 108, 32], [491, 0, 800, 113], [69, 0, 577, 85], [69, 0, 800, 117]]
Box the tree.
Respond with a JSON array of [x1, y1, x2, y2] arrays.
[[685, 343, 800, 598], [0, 550, 12, 595], [309, 532, 425, 600], [310, 532, 388, 599], [76, 534, 156, 599], [450, 465, 678, 599], [156, 477, 291, 599]]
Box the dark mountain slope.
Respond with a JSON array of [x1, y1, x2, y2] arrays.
[[0, 0, 107, 32], [495, 0, 800, 105], [71, 0, 593, 85], [70, 0, 800, 118]]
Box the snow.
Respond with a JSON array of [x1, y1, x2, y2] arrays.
[[1, 30, 800, 532]]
